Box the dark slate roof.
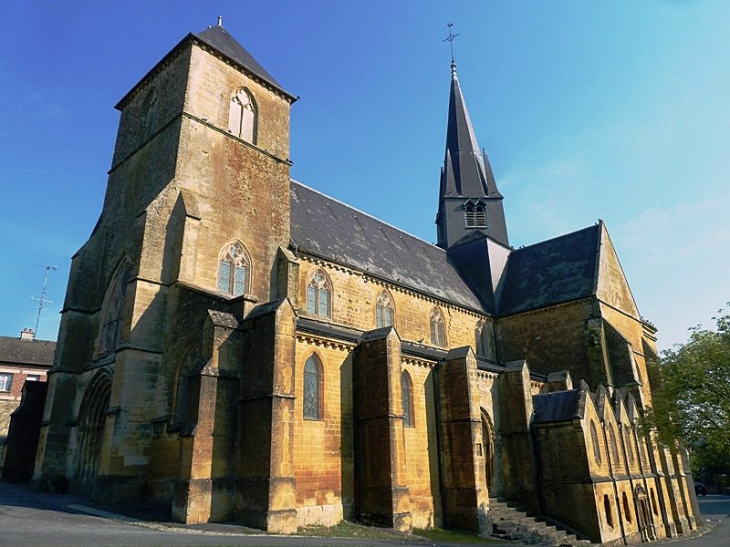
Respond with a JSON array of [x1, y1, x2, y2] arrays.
[[498, 224, 600, 316], [441, 63, 493, 199], [193, 26, 294, 100], [0, 336, 56, 367], [532, 389, 581, 424], [117, 26, 295, 110], [290, 181, 484, 311]]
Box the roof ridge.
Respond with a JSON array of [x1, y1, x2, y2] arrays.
[[290, 179, 445, 254], [511, 222, 601, 253]]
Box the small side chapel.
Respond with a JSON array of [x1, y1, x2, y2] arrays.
[[30, 22, 698, 545]]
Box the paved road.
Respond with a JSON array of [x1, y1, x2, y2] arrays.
[[0, 482, 727, 546], [668, 495, 730, 547], [0, 483, 473, 547]]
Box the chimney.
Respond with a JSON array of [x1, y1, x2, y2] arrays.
[[20, 328, 35, 342]]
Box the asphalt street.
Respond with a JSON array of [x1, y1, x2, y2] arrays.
[[0, 482, 728, 547]]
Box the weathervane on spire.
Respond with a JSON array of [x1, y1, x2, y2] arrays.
[[443, 22, 459, 64]]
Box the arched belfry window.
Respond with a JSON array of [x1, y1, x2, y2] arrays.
[[217, 242, 250, 297], [97, 261, 132, 355], [307, 269, 332, 318], [465, 201, 487, 228], [401, 370, 414, 427], [376, 290, 395, 328], [228, 88, 257, 143], [475, 319, 493, 359], [430, 307, 447, 347], [303, 355, 323, 420]]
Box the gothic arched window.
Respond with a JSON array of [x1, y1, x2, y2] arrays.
[[609, 425, 619, 463], [303, 355, 323, 420], [98, 261, 132, 355], [590, 420, 602, 465], [376, 290, 395, 328], [142, 87, 158, 139], [465, 202, 487, 228], [217, 242, 250, 296], [430, 307, 446, 347], [401, 370, 414, 427], [475, 320, 492, 358], [228, 88, 257, 143], [624, 427, 635, 465], [307, 269, 332, 318]]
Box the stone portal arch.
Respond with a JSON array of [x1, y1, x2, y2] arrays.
[[75, 371, 112, 488], [480, 409, 495, 493]]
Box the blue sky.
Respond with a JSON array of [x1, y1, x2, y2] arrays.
[[1, 1, 729, 350]]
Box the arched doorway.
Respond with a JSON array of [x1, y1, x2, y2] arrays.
[[481, 410, 495, 493], [75, 372, 112, 492], [634, 485, 656, 541]]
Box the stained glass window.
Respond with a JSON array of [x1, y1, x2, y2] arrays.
[[304, 356, 322, 420]]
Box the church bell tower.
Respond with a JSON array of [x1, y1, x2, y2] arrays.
[[436, 61, 508, 249]]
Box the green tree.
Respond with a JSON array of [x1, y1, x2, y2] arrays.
[[647, 306, 730, 473]]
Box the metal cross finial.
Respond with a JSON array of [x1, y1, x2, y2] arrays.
[[443, 22, 459, 63]]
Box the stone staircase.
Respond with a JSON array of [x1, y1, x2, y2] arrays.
[[489, 499, 596, 546]]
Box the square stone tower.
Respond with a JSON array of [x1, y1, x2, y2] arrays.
[[33, 24, 297, 526]]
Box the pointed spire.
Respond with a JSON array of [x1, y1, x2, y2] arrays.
[[436, 57, 509, 248]]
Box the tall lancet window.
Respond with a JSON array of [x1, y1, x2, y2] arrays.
[[228, 88, 257, 143], [430, 307, 447, 347], [401, 370, 414, 427], [217, 242, 250, 296], [98, 261, 132, 355], [307, 269, 332, 318], [376, 290, 395, 328], [465, 201, 487, 228]]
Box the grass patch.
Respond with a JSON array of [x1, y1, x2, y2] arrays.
[[298, 520, 415, 541]]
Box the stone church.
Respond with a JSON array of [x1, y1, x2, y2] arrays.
[[31, 23, 698, 545]]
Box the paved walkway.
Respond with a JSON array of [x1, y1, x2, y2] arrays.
[[0, 482, 727, 546]]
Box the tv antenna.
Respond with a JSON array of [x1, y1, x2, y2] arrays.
[[31, 265, 57, 340]]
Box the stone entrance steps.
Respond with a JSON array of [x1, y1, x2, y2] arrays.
[[489, 499, 596, 546]]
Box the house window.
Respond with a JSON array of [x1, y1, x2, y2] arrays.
[[307, 270, 332, 318], [590, 420, 602, 465], [401, 371, 414, 427], [465, 202, 487, 228], [217, 242, 250, 296], [0, 373, 12, 392], [26, 375, 41, 382], [228, 88, 257, 143], [376, 290, 395, 328], [430, 307, 446, 347], [303, 355, 322, 420]]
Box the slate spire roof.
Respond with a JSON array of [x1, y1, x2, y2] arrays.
[[436, 61, 509, 248], [440, 62, 499, 199]]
